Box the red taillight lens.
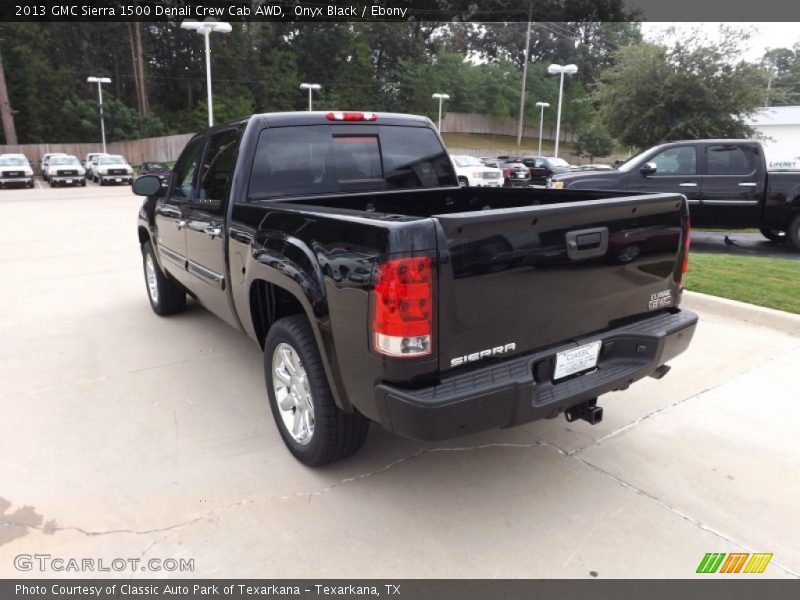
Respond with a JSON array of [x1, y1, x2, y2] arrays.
[[503, 168, 511, 178], [679, 216, 691, 281], [326, 111, 378, 122], [372, 256, 432, 357]]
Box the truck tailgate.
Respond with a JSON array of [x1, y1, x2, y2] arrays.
[[434, 193, 688, 373]]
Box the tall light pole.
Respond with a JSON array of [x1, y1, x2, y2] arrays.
[[516, 4, 533, 147], [181, 21, 232, 127], [299, 83, 321, 111], [547, 64, 578, 157], [86, 76, 111, 153], [431, 93, 450, 131], [535, 102, 549, 156]]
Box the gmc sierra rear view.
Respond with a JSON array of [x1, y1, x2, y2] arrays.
[[134, 111, 698, 466]]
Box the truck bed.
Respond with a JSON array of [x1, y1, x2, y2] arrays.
[[262, 185, 688, 376]]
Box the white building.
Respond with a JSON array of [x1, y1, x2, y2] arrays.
[[746, 106, 800, 169]]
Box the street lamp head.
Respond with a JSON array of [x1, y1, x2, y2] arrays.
[[300, 83, 322, 91], [86, 76, 111, 84], [181, 21, 232, 34], [548, 64, 578, 75], [536, 101, 550, 108], [432, 93, 450, 100]]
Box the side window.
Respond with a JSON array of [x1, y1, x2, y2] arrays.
[[197, 128, 239, 212], [249, 125, 338, 199], [380, 126, 456, 188], [707, 145, 756, 176], [534, 159, 546, 168], [169, 136, 205, 201], [650, 147, 697, 176]]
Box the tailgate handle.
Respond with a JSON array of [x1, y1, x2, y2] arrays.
[[566, 227, 609, 260]]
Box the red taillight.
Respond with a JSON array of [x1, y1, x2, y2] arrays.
[[503, 168, 512, 178], [679, 216, 691, 281], [372, 256, 432, 357], [326, 111, 378, 122]]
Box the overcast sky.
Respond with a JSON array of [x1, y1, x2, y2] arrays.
[[641, 22, 800, 62]]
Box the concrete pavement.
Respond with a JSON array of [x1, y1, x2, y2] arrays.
[[1, 183, 798, 579]]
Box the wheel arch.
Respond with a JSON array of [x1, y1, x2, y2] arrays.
[[246, 274, 352, 412]]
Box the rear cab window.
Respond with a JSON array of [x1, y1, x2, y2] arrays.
[[246, 125, 456, 200]]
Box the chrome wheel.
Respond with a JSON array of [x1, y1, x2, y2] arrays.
[[145, 253, 159, 304], [272, 343, 315, 445]]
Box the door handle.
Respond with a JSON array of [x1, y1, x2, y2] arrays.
[[204, 226, 222, 239], [679, 183, 698, 187], [173, 219, 186, 229], [738, 182, 757, 187]]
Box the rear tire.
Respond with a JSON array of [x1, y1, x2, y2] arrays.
[[458, 176, 469, 187], [759, 228, 785, 243], [141, 241, 186, 316], [264, 315, 369, 467], [787, 214, 800, 251]]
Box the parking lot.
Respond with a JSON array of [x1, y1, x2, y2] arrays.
[[1, 182, 799, 579]]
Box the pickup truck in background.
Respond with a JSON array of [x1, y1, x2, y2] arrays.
[[547, 139, 800, 250], [135, 111, 697, 466]]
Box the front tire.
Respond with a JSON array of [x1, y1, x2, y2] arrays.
[[264, 315, 369, 466], [760, 228, 785, 243], [787, 214, 800, 251], [141, 241, 186, 315]]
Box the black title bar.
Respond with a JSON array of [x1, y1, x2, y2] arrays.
[[4, 0, 800, 22]]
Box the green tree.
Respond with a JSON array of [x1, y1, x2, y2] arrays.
[[574, 125, 615, 162], [593, 33, 767, 148], [761, 45, 800, 106], [192, 93, 255, 129]]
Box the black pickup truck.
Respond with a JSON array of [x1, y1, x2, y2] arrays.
[[135, 111, 697, 466], [548, 139, 800, 249]]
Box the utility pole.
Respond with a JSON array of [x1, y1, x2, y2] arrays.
[[0, 49, 18, 145], [515, 3, 533, 147], [134, 23, 148, 116], [128, 24, 142, 114]]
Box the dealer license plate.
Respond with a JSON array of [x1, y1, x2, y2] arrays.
[[554, 340, 602, 380]]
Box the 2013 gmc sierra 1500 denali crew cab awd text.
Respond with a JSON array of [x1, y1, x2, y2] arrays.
[[547, 139, 800, 249], [135, 111, 697, 466]]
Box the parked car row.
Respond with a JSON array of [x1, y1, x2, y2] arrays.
[[451, 155, 614, 189], [0, 151, 165, 189]]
